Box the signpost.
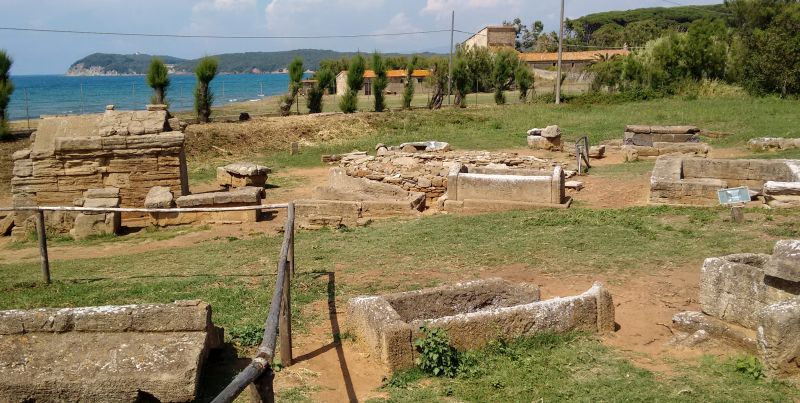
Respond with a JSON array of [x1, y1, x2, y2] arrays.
[[718, 186, 750, 223]]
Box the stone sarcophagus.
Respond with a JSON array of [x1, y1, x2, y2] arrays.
[[442, 163, 569, 211], [347, 278, 614, 370]]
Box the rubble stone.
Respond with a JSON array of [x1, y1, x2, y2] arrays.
[[144, 186, 175, 209], [764, 240, 800, 282]]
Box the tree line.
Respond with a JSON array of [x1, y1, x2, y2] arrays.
[[588, 0, 800, 97]]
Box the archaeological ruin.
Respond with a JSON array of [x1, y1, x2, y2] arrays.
[[621, 125, 710, 161], [672, 240, 800, 377], [649, 156, 800, 207], [0, 300, 223, 401], [296, 167, 425, 229], [7, 105, 188, 238], [347, 278, 615, 370]]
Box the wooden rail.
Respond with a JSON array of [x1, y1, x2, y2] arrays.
[[212, 202, 295, 403]]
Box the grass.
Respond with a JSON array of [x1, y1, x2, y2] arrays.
[[195, 95, 800, 173], [373, 333, 799, 402]]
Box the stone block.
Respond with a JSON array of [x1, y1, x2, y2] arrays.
[[541, 125, 561, 139], [175, 193, 216, 208], [12, 159, 32, 177], [64, 160, 101, 175], [54, 137, 103, 152], [145, 186, 175, 209], [757, 298, 800, 376], [11, 149, 30, 161], [32, 159, 65, 177], [699, 253, 800, 329], [84, 187, 120, 199], [70, 212, 119, 240], [212, 187, 262, 205], [764, 240, 800, 282], [625, 125, 651, 134], [527, 135, 561, 151], [672, 311, 757, 351], [58, 174, 103, 192], [0, 301, 218, 402]]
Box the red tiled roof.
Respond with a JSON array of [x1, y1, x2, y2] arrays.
[[339, 69, 431, 79]]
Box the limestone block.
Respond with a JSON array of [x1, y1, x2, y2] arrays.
[[58, 174, 103, 192], [64, 160, 101, 175], [588, 145, 605, 158], [104, 173, 131, 189], [70, 212, 119, 240], [11, 149, 30, 161], [764, 240, 800, 282], [0, 301, 218, 402], [625, 125, 651, 134], [222, 162, 271, 177], [672, 311, 757, 351], [541, 125, 561, 139], [54, 137, 103, 152], [32, 159, 64, 177], [145, 186, 175, 209], [699, 253, 800, 329], [12, 159, 32, 177], [84, 187, 120, 199], [757, 298, 800, 376], [650, 125, 700, 134], [764, 181, 800, 196], [175, 193, 216, 208], [125, 132, 185, 149], [11, 177, 58, 193], [212, 187, 262, 205], [527, 135, 561, 151], [100, 136, 127, 150], [0, 214, 14, 236]]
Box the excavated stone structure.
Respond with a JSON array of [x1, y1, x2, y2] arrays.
[[0, 300, 222, 402], [622, 125, 709, 161], [347, 278, 614, 370], [442, 163, 569, 211], [672, 240, 800, 377], [8, 105, 188, 237], [296, 168, 425, 229], [649, 156, 800, 207], [338, 148, 573, 205]]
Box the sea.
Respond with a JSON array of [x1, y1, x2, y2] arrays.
[[6, 73, 298, 121]]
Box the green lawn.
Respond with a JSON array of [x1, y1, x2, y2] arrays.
[[230, 95, 800, 173]]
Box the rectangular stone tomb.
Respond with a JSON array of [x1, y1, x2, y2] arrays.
[[148, 186, 264, 226], [0, 300, 222, 402], [296, 167, 425, 229], [649, 156, 800, 207], [673, 240, 800, 377], [623, 125, 700, 147], [347, 278, 614, 370], [443, 163, 570, 211]]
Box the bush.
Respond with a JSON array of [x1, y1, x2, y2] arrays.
[[414, 325, 459, 377], [339, 90, 358, 113], [372, 52, 388, 112], [0, 50, 13, 136], [734, 355, 765, 380]]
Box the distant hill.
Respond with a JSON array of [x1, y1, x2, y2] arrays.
[[67, 49, 443, 76]]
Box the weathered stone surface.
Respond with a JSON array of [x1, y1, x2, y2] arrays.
[[699, 253, 800, 329], [11, 160, 32, 177], [0, 214, 14, 236], [212, 186, 262, 205], [748, 137, 800, 152], [445, 163, 567, 211], [348, 279, 613, 370], [0, 301, 220, 402], [217, 163, 269, 188], [541, 125, 561, 139], [672, 311, 757, 351], [764, 181, 800, 196], [145, 186, 175, 209], [396, 141, 451, 152], [11, 149, 30, 161], [757, 298, 800, 376], [649, 156, 800, 206], [527, 135, 561, 151], [84, 187, 120, 199], [222, 162, 271, 177], [764, 240, 800, 282]]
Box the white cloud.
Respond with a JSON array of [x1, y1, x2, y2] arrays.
[[375, 13, 421, 34], [264, 0, 384, 29], [422, 0, 521, 14], [193, 0, 255, 13]]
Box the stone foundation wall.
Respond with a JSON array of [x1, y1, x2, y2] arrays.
[[338, 150, 568, 204]]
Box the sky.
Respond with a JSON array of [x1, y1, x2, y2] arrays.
[[1, 0, 721, 75]]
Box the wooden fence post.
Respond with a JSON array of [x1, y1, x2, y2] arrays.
[[279, 203, 294, 367], [35, 210, 51, 284], [247, 369, 275, 403]]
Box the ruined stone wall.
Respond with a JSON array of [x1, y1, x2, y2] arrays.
[[338, 150, 567, 203], [10, 107, 187, 231]]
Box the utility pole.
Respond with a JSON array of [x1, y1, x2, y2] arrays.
[[447, 10, 454, 106], [555, 0, 565, 105]]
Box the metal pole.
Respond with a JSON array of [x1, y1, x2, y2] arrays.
[[447, 10, 454, 106], [24, 88, 30, 130], [35, 210, 51, 284], [555, 0, 565, 105]]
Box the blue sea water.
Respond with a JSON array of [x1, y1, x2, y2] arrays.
[[6, 73, 296, 120]]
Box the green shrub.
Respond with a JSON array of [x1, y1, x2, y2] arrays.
[[0, 50, 13, 137], [414, 324, 459, 377], [402, 61, 416, 109], [734, 355, 765, 380], [339, 90, 358, 113], [229, 325, 263, 347], [372, 52, 388, 112]]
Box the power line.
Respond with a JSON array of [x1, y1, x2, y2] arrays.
[[0, 26, 452, 39]]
